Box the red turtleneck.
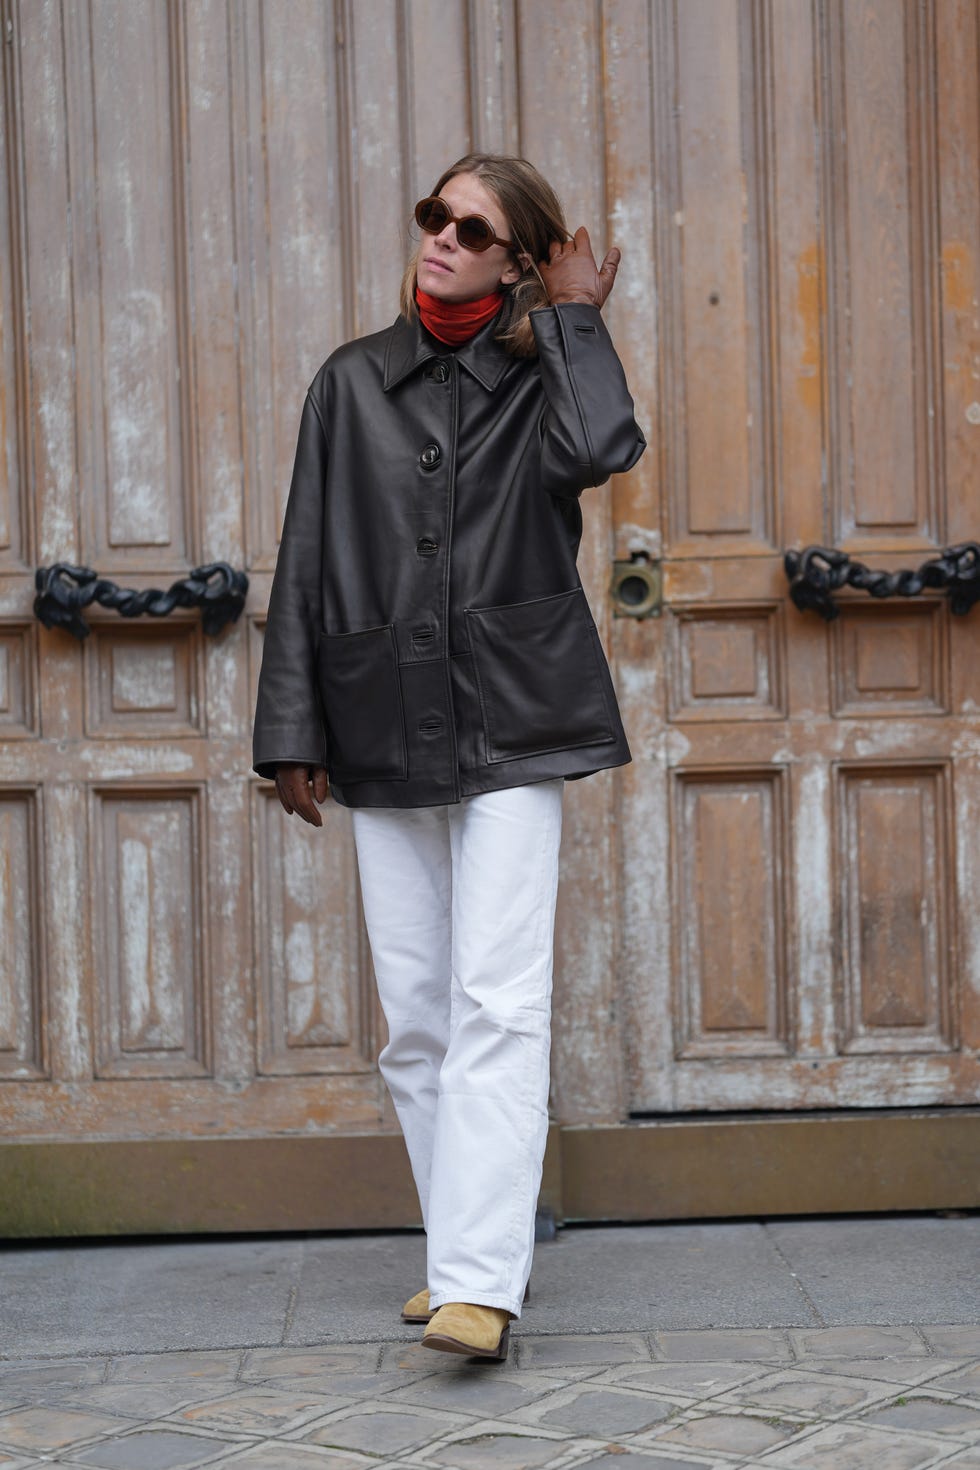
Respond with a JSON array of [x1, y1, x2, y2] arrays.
[[416, 287, 503, 346]]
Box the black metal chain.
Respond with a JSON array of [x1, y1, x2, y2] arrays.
[[33, 562, 249, 640], [783, 543, 980, 621]]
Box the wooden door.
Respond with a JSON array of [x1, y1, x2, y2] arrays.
[[2, 0, 977, 1236], [0, 0, 636, 1230], [606, 0, 980, 1113], [0, 0, 392, 1155]]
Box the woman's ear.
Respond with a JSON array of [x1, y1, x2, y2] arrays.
[[499, 255, 524, 287]]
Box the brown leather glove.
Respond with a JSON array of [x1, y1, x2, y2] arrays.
[[536, 226, 621, 310], [275, 763, 329, 826]]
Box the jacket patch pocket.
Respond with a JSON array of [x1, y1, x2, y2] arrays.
[[465, 587, 615, 764], [317, 624, 408, 781]]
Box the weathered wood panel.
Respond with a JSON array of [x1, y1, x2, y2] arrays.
[[668, 0, 772, 549], [87, 2, 187, 562], [832, 605, 948, 717], [0, 790, 44, 1078], [618, 0, 980, 1113], [252, 786, 375, 1077], [673, 769, 790, 1056], [838, 764, 954, 1053], [92, 788, 209, 1079], [86, 624, 204, 738], [824, 0, 941, 544]]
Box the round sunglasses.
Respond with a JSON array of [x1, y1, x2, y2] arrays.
[[414, 196, 515, 253]]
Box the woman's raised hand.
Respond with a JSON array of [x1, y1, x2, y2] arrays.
[[275, 763, 329, 826], [536, 226, 620, 310]]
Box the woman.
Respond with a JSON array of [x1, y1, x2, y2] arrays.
[[253, 154, 645, 1362]]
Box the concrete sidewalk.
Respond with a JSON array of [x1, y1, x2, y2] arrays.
[[0, 1214, 978, 1468]]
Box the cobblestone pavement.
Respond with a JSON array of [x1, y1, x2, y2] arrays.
[[0, 1324, 979, 1470]]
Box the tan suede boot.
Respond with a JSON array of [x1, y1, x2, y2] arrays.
[[422, 1302, 512, 1360], [401, 1282, 529, 1323], [400, 1288, 433, 1323]]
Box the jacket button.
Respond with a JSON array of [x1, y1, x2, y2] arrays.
[[429, 361, 449, 384], [419, 444, 441, 469], [416, 537, 439, 556]]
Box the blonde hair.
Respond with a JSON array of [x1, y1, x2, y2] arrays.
[[400, 154, 569, 358]]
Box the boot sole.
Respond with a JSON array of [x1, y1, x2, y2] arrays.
[[421, 1324, 510, 1361], [402, 1283, 529, 1324]]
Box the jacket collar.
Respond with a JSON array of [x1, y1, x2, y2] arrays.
[[383, 307, 519, 393]]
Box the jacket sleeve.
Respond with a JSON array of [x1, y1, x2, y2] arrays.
[[530, 302, 646, 497], [251, 390, 329, 780]]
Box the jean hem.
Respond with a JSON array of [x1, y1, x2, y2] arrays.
[[428, 1289, 522, 1318]]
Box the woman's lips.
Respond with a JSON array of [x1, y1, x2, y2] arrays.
[[423, 256, 453, 274]]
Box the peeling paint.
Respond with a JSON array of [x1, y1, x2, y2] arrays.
[[665, 728, 692, 766], [616, 521, 662, 558], [77, 745, 195, 776], [794, 763, 834, 1052], [942, 240, 975, 314]]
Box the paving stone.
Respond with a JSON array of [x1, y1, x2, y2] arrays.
[[520, 1221, 816, 1334], [255, 1370, 418, 1399], [385, 1371, 547, 1416], [282, 1231, 427, 1346], [426, 1431, 569, 1469], [921, 1328, 980, 1357], [765, 1217, 980, 1326], [516, 1335, 651, 1369], [3, 1239, 301, 1357], [207, 1446, 369, 1469], [755, 1420, 946, 1468], [796, 1356, 967, 1386], [55, 1384, 235, 1420], [860, 1394, 980, 1435], [721, 1368, 890, 1416], [107, 1354, 243, 1384], [177, 1388, 347, 1435], [653, 1330, 791, 1363], [301, 1406, 453, 1455], [376, 1341, 450, 1373], [0, 1362, 109, 1391], [69, 1429, 240, 1469], [574, 1455, 715, 1470], [593, 1360, 769, 1401], [927, 1362, 980, 1396], [532, 1386, 676, 1436], [0, 1406, 135, 1453], [0, 1459, 69, 1468], [0, 1463, 84, 1470], [932, 1451, 980, 1468], [651, 1410, 804, 1454], [789, 1327, 928, 1359], [531, 1365, 629, 1384], [240, 1349, 380, 1380]]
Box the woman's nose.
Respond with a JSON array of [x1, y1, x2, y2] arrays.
[[433, 222, 457, 249]]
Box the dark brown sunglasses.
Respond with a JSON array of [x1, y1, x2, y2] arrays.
[[414, 196, 515, 253]]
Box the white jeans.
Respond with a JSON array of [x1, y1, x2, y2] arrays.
[[350, 778, 565, 1318]]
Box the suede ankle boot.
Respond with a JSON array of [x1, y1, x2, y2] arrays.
[[422, 1302, 512, 1360], [401, 1281, 529, 1323]]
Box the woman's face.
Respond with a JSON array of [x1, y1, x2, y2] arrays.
[[415, 172, 522, 303]]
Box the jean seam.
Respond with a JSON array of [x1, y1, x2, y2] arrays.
[[498, 789, 557, 1287]]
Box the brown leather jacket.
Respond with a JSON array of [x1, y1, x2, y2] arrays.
[[252, 300, 645, 808]]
